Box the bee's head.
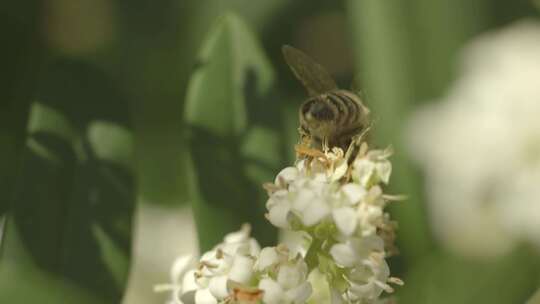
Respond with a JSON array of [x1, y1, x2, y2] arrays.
[[302, 98, 335, 122], [300, 97, 337, 140]]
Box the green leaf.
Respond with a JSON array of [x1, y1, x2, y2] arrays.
[[0, 102, 135, 302], [0, 218, 107, 304], [112, 0, 290, 208], [185, 14, 274, 136], [87, 121, 134, 170], [184, 13, 280, 251]]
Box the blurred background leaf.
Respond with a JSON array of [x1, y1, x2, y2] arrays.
[[104, 0, 291, 208], [0, 65, 135, 302], [184, 13, 281, 251], [399, 247, 540, 304], [0, 1, 45, 216]]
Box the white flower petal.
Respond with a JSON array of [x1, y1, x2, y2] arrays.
[[277, 263, 303, 290], [266, 190, 288, 207], [248, 239, 261, 256], [194, 288, 217, 304], [341, 184, 367, 205], [330, 243, 357, 268], [348, 281, 384, 301], [200, 252, 230, 276], [228, 255, 254, 284], [310, 161, 329, 182], [277, 265, 302, 289], [361, 235, 385, 253], [223, 225, 250, 244], [285, 281, 312, 303], [300, 199, 330, 226], [182, 270, 199, 294], [331, 159, 348, 181], [200, 250, 216, 260], [296, 159, 307, 171], [171, 255, 193, 284], [292, 189, 316, 211], [375, 161, 392, 184], [259, 278, 285, 304], [333, 207, 358, 236], [256, 247, 279, 271], [231, 240, 258, 256], [267, 203, 291, 228], [353, 159, 375, 186], [208, 275, 229, 299], [276, 167, 299, 185]]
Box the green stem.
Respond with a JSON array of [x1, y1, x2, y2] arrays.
[[346, 0, 434, 260], [304, 236, 324, 271]]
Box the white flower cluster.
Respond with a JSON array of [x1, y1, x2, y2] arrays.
[[155, 225, 311, 304], [407, 20, 540, 258], [157, 141, 401, 303], [265, 144, 400, 303]]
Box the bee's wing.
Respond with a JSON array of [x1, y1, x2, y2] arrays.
[[282, 45, 338, 96]]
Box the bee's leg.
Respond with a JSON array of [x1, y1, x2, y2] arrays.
[[295, 144, 326, 172], [295, 144, 326, 159], [322, 137, 330, 153], [297, 126, 315, 148], [298, 125, 309, 137]]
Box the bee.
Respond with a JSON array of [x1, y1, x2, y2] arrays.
[[282, 45, 371, 153]]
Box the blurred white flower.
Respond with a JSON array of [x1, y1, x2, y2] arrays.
[[407, 20, 540, 258], [156, 225, 261, 304], [188, 224, 260, 303], [153, 255, 194, 304], [157, 227, 313, 304]]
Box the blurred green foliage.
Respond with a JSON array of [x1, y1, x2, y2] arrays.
[[1, 0, 540, 303], [347, 0, 433, 262], [0, 1, 44, 215], [400, 247, 540, 304], [1, 99, 134, 302], [184, 13, 281, 251]]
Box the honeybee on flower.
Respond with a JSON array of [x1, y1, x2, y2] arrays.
[[157, 45, 403, 304]]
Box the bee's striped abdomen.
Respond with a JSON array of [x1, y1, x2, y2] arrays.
[[326, 92, 348, 126], [341, 92, 361, 125], [326, 91, 363, 130]]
